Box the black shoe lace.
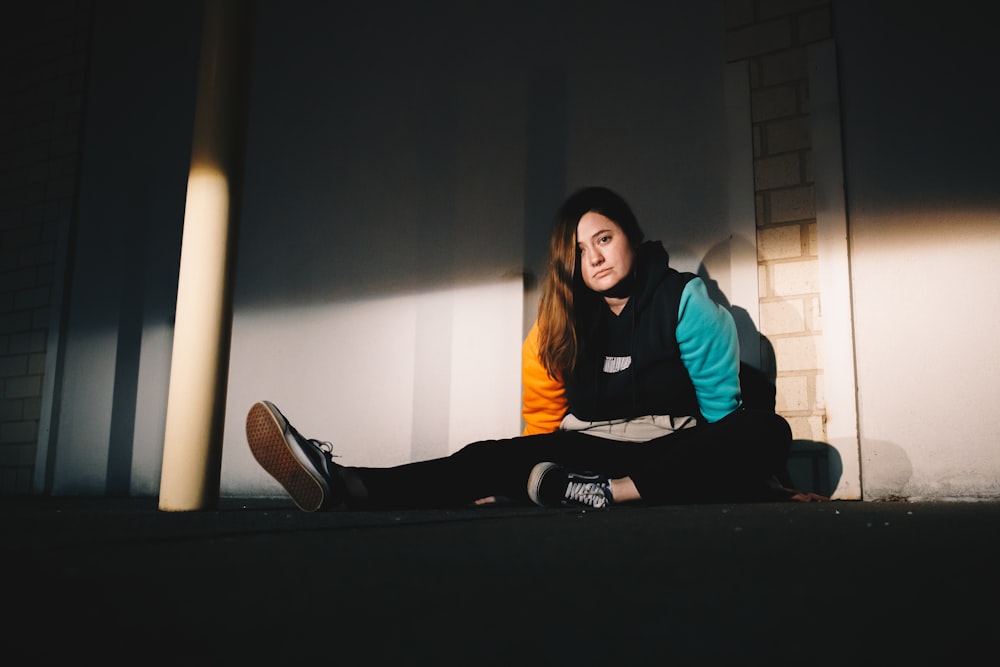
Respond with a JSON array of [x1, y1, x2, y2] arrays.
[[290, 424, 340, 460], [310, 439, 339, 458]]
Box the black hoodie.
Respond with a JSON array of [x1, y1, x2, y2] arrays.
[[564, 241, 705, 422]]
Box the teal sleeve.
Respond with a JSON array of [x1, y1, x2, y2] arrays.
[[676, 277, 742, 422]]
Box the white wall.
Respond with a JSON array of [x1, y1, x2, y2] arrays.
[[834, 1, 1000, 499], [41, 1, 1000, 501], [219, 0, 752, 497], [47, 1, 761, 498]]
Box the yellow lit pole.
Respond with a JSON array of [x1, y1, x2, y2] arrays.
[[159, 0, 255, 511]]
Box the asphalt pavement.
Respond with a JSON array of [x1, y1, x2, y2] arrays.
[[4, 496, 998, 665]]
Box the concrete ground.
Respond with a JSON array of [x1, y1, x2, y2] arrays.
[[4, 496, 998, 665]]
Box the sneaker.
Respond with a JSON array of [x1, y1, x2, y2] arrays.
[[246, 400, 344, 512], [527, 462, 613, 509]]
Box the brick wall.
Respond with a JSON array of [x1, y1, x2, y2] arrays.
[[725, 0, 832, 443], [0, 1, 91, 494]]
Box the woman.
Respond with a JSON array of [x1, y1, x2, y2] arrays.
[[247, 186, 818, 511]]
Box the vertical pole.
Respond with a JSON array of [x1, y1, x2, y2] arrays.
[[158, 0, 254, 511]]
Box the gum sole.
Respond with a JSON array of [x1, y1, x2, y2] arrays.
[[246, 402, 323, 512]]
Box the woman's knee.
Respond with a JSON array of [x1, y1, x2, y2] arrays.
[[762, 410, 792, 442], [735, 407, 791, 441], [451, 438, 503, 461]]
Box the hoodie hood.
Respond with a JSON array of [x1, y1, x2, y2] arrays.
[[564, 239, 701, 422], [632, 240, 674, 311]]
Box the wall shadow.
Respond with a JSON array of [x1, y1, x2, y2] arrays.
[[859, 438, 913, 500], [787, 439, 842, 498]]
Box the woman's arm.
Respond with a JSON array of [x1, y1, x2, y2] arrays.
[[521, 321, 567, 435], [676, 277, 742, 422]]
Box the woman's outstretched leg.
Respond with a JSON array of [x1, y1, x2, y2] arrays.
[[244, 400, 505, 511], [246, 400, 640, 511]]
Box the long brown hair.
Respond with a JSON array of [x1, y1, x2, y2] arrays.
[[536, 186, 645, 379]]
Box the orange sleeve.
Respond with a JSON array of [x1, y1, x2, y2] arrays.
[[521, 321, 567, 435]]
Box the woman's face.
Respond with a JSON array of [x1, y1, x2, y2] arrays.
[[576, 212, 635, 294]]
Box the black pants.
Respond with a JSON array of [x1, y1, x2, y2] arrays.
[[345, 408, 792, 509]]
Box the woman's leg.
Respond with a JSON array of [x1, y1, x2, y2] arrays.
[[624, 408, 792, 504], [248, 399, 653, 511], [248, 400, 792, 511], [350, 409, 793, 508], [346, 429, 644, 509], [343, 436, 538, 509]]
